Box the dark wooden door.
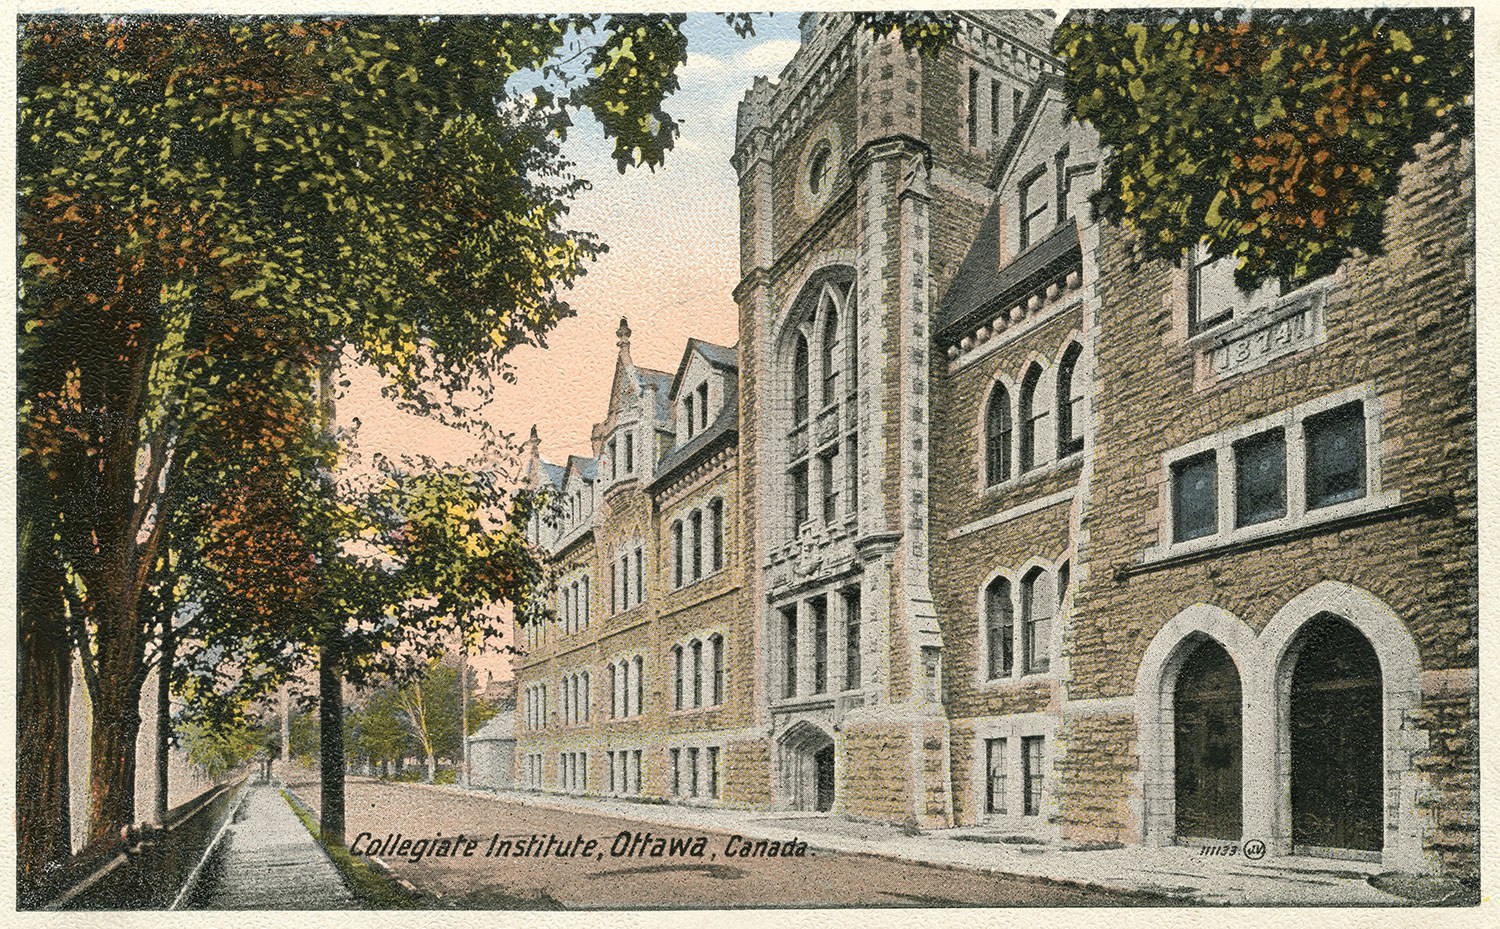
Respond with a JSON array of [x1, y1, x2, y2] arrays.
[[1291, 615, 1383, 852], [814, 744, 835, 812], [1174, 638, 1243, 841]]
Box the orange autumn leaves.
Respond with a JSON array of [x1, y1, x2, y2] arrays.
[[1055, 10, 1471, 288]]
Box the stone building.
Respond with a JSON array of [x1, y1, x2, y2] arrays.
[[511, 11, 1476, 878]]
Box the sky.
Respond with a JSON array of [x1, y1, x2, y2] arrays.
[[338, 14, 804, 681], [341, 14, 803, 473]]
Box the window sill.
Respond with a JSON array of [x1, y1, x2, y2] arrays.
[[975, 671, 1055, 689], [981, 451, 1082, 498], [668, 703, 727, 716], [771, 694, 837, 712], [671, 567, 726, 595], [1119, 493, 1451, 581]]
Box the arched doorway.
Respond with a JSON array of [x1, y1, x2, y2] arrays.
[[779, 722, 835, 812], [1173, 637, 1243, 841], [1287, 614, 1383, 853]]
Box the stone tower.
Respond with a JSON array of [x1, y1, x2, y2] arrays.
[[732, 11, 1057, 825]]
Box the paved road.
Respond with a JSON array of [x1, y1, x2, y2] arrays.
[[187, 785, 357, 910], [289, 776, 1172, 908]]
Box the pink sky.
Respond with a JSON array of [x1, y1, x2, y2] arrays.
[[338, 19, 803, 681]]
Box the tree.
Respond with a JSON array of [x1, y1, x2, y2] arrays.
[[17, 13, 958, 886], [1053, 10, 1473, 287]]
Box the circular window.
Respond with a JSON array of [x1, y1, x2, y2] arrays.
[[807, 142, 832, 197]]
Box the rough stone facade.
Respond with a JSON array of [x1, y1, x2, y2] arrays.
[[511, 11, 1476, 879]]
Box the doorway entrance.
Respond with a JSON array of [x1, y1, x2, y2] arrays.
[[1288, 614, 1383, 853], [1173, 636, 1243, 841], [779, 721, 836, 812]]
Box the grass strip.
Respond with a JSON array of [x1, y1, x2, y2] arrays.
[[279, 788, 424, 909]]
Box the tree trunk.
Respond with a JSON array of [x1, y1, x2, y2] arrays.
[[280, 686, 291, 774], [16, 519, 72, 903], [318, 637, 345, 845], [86, 593, 145, 849], [425, 753, 436, 784], [458, 644, 470, 788], [153, 620, 173, 824]]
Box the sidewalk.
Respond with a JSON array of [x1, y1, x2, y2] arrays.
[[190, 785, 358, 910], [412, 782, 1407, 906]]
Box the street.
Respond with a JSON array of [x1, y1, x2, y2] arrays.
[[286, 776, 1174, 908]]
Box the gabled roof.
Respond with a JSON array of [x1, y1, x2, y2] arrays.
[[565, 454, 597, 484], [936, 218, 1081, 340], [668, 339, 738, 402], [647, 378, 739, 493], [538, 461, 566, 489], [989, 71, 1065, 191]]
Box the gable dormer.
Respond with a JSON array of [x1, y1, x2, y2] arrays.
[[669, 339, 738, 447], [990, 73, 1102, 267]]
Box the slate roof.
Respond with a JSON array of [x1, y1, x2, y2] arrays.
[[539, 461, 566, 489], [635, 368, 675, 422], [669, 339, 739, 402], [647, 379, 739, 492], [936, 217, 1081, 341], [566, 454, 597, 483]]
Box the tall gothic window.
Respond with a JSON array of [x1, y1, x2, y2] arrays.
[[822, 307, 840, 404], [985, 383, 1013, 485], [671, 520, 683, 588], [1019, 363, 1044, 473], [1056, 342, 1084, 458], [792, 336, 810, 426]]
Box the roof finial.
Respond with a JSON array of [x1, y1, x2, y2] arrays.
[[616, 317, 633, 367]]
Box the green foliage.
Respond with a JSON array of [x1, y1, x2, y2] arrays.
[[851, 12, 960, 59], [1054, 9, 1472, 287], [178, 714, 269, 779]]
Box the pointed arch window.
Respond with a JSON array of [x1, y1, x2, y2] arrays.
[[1057, 342, 1084, 458], [985, 383, 1013, 485], [822, 307, 840, 404]]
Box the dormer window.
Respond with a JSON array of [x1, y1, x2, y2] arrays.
[[696, 382, 709, 431], [623, 431, 634, 473], [1018, 164, 1049, 250], [684, 393, 697, 439]]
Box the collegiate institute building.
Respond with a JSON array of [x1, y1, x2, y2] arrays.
[[512, 11, 1476, 877]]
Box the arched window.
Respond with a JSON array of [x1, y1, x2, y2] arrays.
[[632, 655, 644, 716], [822, 307, 840, 404], [710, 634, 725, 705], [1019, 364, 1044, 473], [1056, 342, 1084, 457], [708, 498, 724, 572], [609, 663, 619, 718], [691, 639, 704, 707], [581, 671, 590, 722], [1021, 568, 1053, 674], [690, 509, 703, 582], [985, 577, 1014, 679], [671, 521, 683, 588], [793, 335, 810, 426], [672, 645, 684, 710], [985, 383, 1012, 486]]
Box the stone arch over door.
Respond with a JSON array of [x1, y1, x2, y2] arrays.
[[1135, 605, 1254, 847], [1256, 581, 1424, 868], [778, 720, 836, 813]]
